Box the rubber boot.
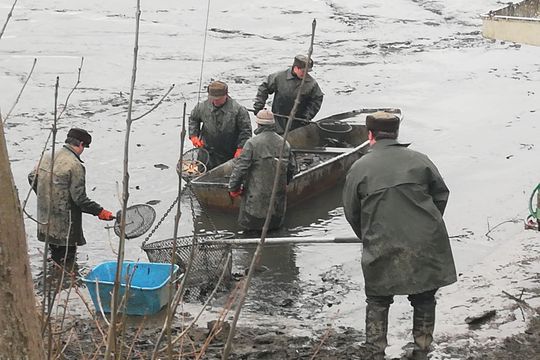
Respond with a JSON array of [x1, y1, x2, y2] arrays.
[[364, 302, 389, 360], [411, 302, 436, 360]]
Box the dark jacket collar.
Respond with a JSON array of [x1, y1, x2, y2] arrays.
[[63, 145, 84, 163], [371, 138, 410, 150]]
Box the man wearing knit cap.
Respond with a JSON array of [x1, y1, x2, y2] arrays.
[[189, 80, 252, 169], [28, 128, 115, 267], [342, 111, 457, 360], [253, 54, 324, 133], [228, 109, 295, 231]]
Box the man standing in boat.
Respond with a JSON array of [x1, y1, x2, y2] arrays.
[[28, 128, 115, 267], [228, 109, 295, 232], [253, 54, 324, 133], [189, 81, 252, 170], [342, 112, 457, 360]]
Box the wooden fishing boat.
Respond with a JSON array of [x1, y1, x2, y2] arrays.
[[189, 108, 402, 212], [481, 0, 540, 47]]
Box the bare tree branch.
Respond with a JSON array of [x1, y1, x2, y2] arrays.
[[222, 19, 318, 360], [3, 58, 37, 125], [0, 0, 18, 40], [105, 1, 141, 357], [57, 57, 84, 121], [132, 83, 175, 121]]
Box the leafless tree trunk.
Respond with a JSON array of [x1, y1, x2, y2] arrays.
[[0, 121, 44, 358]]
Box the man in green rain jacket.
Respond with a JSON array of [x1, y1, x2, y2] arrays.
[[189, 81, 252, 170], [343, 112, 457, 360], [253, 54, 324, 134], [228, 109, 295, 231]]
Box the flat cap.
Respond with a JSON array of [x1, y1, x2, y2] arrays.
[[365, 111, 400, 132], [67, 128, 92, 148], [293, 54, 313, 70], [207, 81, 228, 99]]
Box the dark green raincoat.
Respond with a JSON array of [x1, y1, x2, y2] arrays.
[[253, 68, 324, 133], [28, 146, 103, 246], [343, 139, 457, 296], [189, 97, 252, 169], [228, 126, 295, 230]]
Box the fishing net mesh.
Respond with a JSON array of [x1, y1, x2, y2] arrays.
[[114, 204, 156, 239], [142, 234, 232, 301]]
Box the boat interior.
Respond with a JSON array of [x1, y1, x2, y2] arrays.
[[191, 108, 400, 184]]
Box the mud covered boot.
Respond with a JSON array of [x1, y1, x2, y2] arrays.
[[410, 302, 436, 360], [364, 302, 389, 360]]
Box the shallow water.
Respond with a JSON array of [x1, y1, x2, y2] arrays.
[[2, 0, 540, 356]]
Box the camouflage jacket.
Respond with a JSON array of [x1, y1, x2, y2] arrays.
[[189, 97, 252, 169], [343, 139, 457, 296], [253, 68, 324, 132], [228, 126, 295, 230], [28, 146, 103, 246]]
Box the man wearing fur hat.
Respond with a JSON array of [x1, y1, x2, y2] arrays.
[[28, 128, 114, 267], [228, 109, 295, 231], [342, 112, 457, 360], [253, 54, 324, 133], [189, 80, 252, 170]]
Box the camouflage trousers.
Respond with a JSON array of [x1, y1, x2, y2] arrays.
[[364, 289, 437, 360]]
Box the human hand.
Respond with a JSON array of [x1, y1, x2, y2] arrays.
[[98, 209, 114, 221], [229, 189, 243, 198], [234, 148, 242, 158], [190, 136, 204, 148]]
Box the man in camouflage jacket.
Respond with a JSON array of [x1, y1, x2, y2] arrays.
[[343, 112, 457, 360], [189, 81, 252, 170], [228, 109, 295, 231], [28, 128, 114, 266], [253, 54, 324, 133]]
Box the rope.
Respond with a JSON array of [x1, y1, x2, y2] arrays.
[[196, 0, 212, 103], [528, 183, 540, 220]]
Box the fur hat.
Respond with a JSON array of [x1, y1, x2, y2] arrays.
[[366, 112, 400, 132], [67, 128, 92, 148], [255, 109, 275, 125], [207, 81, 228, 99]]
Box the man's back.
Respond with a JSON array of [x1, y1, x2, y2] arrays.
[[343, 139, 457, 296]]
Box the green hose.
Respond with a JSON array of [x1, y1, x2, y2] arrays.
[[528, 183, 540, 220]]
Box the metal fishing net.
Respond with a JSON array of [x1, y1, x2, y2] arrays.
[[177, 148, 209, 181], [113, 204, 156, 239], [141, 233, 233, 301]]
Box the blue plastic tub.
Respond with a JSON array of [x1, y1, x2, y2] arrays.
[[83, 261, 180, 316]]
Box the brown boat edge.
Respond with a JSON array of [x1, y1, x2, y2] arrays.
[[189, 107, 402, 212]]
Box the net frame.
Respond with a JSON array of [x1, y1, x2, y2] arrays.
[[141, 233, 233, 301], [113, 204, 156, 239]]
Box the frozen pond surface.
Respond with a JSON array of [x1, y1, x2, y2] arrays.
[[1, 0, 540, 357]]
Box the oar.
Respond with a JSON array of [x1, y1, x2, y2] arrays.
[[202, 236, 362, 246], [247, 108, 311, 124]]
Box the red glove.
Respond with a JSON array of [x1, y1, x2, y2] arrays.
[[98, 209, 114, 221], [190, 136, 204, 148], [234, 148, 242, 158], [229, 189, 243, 198]]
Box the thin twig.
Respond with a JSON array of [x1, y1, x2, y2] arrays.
[[160, 253, 232, 352], [310, 310, 340, 360], [222, 19, 317, 360], [132, 84, 175, 121], [3, 58, 37, 124], [485, 218, 521, 241], [105, 1, 141, 357], [57, 57, 84, 121], [0, 0, 18, 40]]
